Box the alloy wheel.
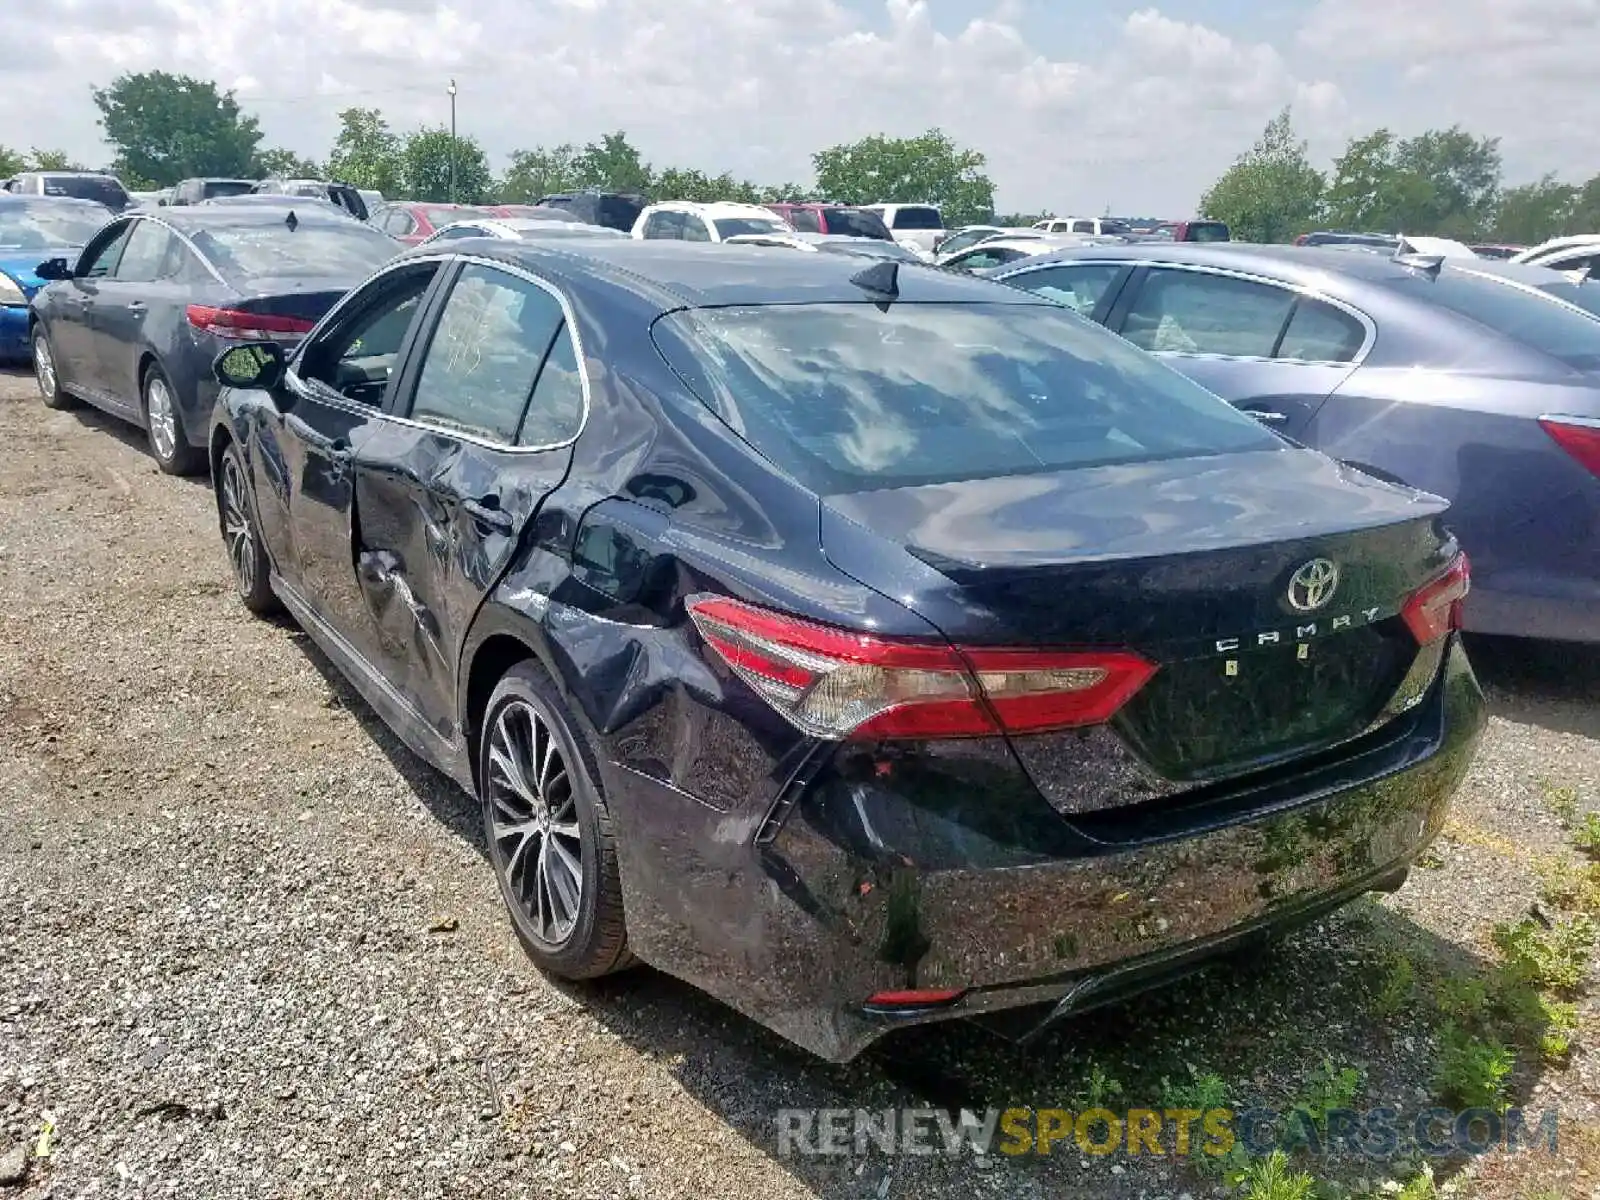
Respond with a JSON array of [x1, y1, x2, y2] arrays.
[[220, 454, 257, 597], [486, 699, 584, 946], [146, 376, 177, 462], [33, 337, 55, 398]]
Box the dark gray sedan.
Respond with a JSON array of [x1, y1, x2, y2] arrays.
[[29, 205, 398, 474], [987, 244, 1600, 643]]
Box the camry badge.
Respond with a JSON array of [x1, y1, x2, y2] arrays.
[[1286, 558, 1340, 613]]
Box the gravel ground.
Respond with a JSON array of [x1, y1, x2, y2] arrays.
[[0, 366, 1597, 1199]]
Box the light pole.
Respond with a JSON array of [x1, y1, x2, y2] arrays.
[[447, 78, 458, 202]]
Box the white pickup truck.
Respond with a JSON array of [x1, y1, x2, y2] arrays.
[[864, 204, 944, 259]]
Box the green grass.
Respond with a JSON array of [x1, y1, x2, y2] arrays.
[[1288, 1058, 1363, 1133], [1493, 914, 1597, 993], [1541, 780, 1580, 828], [1573, 812, 1600, 857], [1236, 1151, 1315, 1200], [1432, 1026, 1516, 1110], [1372, 953, 1417, 1017]]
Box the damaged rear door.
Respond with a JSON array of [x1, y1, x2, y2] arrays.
[[352, 259, 586, 743]]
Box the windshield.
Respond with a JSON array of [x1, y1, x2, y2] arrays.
[[187, 220, 397, 282], [1390, 269, 1600, 371], [656, 302, 1279, 492], [41, 176, 129, 209], [0, 201, 108, 250], [823, 208, 891, 240], [714, 217, 788, 239]]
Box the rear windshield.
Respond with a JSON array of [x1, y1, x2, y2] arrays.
[[0, 201, 108, 250], [599, 196, 644, 228], [1186, 222, 1230, 243], [823, 208, 891, 240], [186, 220, 397, 282], [714, 216, 788, 239], [889, 206, 942, 231], [202, 180, 255, 200], [656, 302, 1279, 492], [1390, 270, 1600, 370], [42, 176, 128, 209], [1535, 281, 1600, 320]]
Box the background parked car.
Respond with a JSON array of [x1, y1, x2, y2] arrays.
[[534, 189, 647, 232], [251, 178, 368, 221], [1511, 234, 1600, 274], [1156, 219, 1231, 242], [862, 203, 944, 257], [938, 234, 1086, 271], [0, 196, 112, 361], [720, 231, 927, 261], [1295, 230, 1401, 250], [1033, 216, 1132, 238], [29, 204, 399, 474], [368, 201, 480, 246], [987, 243, 1600, 642], [5, 171, 132, 212], [170, 178, 256, 206], [631, 201, 792, 242], [764, 203, 891, 240], [417, 216, 626, 246]]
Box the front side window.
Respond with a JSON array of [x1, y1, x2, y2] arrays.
[[656, 301, 1279, 493], [949, 247, 1020, 271], [1007, 263, 1124, 317], [409, 264, 566, 443], [78, 221, 134, 279], [643, 211, 683, 240], [786, 207, 821, 233], [1121, 269, 1295, 357], [298, 263, 438, 406]]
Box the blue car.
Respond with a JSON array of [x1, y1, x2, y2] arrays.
[[0, 196, 111, 361]]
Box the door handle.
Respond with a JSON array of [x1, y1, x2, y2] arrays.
[[125, 300, 145, 312], [463, 496, 515, 534], [1247, 410, 1289, 424]]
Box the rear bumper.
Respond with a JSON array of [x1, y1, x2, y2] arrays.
[[604, 637, 1485, 1061], [0, 305, 29, 361]]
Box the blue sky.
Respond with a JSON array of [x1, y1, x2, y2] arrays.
[[1, 0, 1594, 215]]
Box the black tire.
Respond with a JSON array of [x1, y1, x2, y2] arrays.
[[479, 662, 633, 979], [31, 325, 74, 410], [142, 363, 205, 475], [215, 441, 280, 616]]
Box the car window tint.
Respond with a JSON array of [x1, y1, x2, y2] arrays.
[[518, 324, 585, 446], [656, 301, 1280, 493], [786, 207, 820, 233], [644, 211, 682, 239], [112, 221, 178, 282], [1122, 269, 1294, 356], [80, 222, 134, 278], [186, 220, 396, 283], [1276, 299, 1366, 362], [1009, 263, 1123, 317], [299, 263, 438, 405], [410, 265, 564, 442], [682, 216, 711, 242], [890, 207, 941, 231]]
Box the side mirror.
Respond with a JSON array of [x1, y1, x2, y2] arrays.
[[35, 257, 72, 281], [214, 341, 287, 391]]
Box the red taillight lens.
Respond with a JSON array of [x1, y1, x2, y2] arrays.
[[686, 595, 1156, 740], [187, 304, 316, 341], [1401, 553, 1471, 645], [864, 988, 965, 1010], [1539, 416, 1600, 478]]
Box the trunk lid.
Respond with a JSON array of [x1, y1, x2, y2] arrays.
[[820, 448, 1455, 787], [232, 283, 351, 325]]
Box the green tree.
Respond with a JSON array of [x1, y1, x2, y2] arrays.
[[27, 149, 84, 171], [255, 148, 322, 179], [499, 143, 584, 202], [325, 108, 404, 195], [1492, 175, 1578, 244], [0, 145, 24, 178], [1393, 126, 1501, 239], [92, 70, 263, 187], [575, 131, 653, 193], [1198, 108, 1324, 243], [1566, 174, 1600, 236], [812, 129, 993, 226], [402, 127, 492, 203]]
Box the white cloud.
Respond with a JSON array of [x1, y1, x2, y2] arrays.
[[3, 0, 1336, 213]]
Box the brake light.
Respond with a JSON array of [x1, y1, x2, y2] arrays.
[[1539, 416, 1600, 478], [686, 595, 1156, 740], [1400, 553, 1471, 645], [186, 305, 316, 341], [864, 988, 965, 1011]]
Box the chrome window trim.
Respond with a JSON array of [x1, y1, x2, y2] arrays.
[[122, 214, 227, 285], [285, 251, 593, 456], [1000, 258, 1379, 367]]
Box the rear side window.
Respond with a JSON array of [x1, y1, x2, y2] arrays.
[[890, 206, 942, 231], [518, 326, 586, 446], [643, 211, 683, 239], [1007, 263, 1124, 317], [186, 220, 396, 282], [112, 221, 181, 283], [202, 181, 254, 200], [655, 302, 1279, 492], [823, 208, 890, 240], [410, 264, 565, 443], [1276, 299, 1366, 362], [712, 216, 784, 239], [1121, 269, 1295, 357], [1394, 270, 1600, 370]]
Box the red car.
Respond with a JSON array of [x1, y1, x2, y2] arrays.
[[765, 203, 891, 240], [368, 201, 480, 246]]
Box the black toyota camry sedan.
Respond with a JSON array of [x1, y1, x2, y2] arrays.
[[206, 239, 1486, 1061]]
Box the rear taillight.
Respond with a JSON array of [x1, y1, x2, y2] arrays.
[[1539, 416, 1600, 478], [686, 595, 1156, 740], [1401, 553, 1471, 645], [864, 988, 965, 1012], [186, 304, 316, 341]]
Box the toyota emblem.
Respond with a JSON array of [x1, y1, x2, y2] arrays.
[[1287, 558, 1340, 612]]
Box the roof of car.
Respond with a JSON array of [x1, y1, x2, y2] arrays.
[[642, 201, 786, 219], [144, 204, 366, 231], [403, 238, 1042, 311]]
